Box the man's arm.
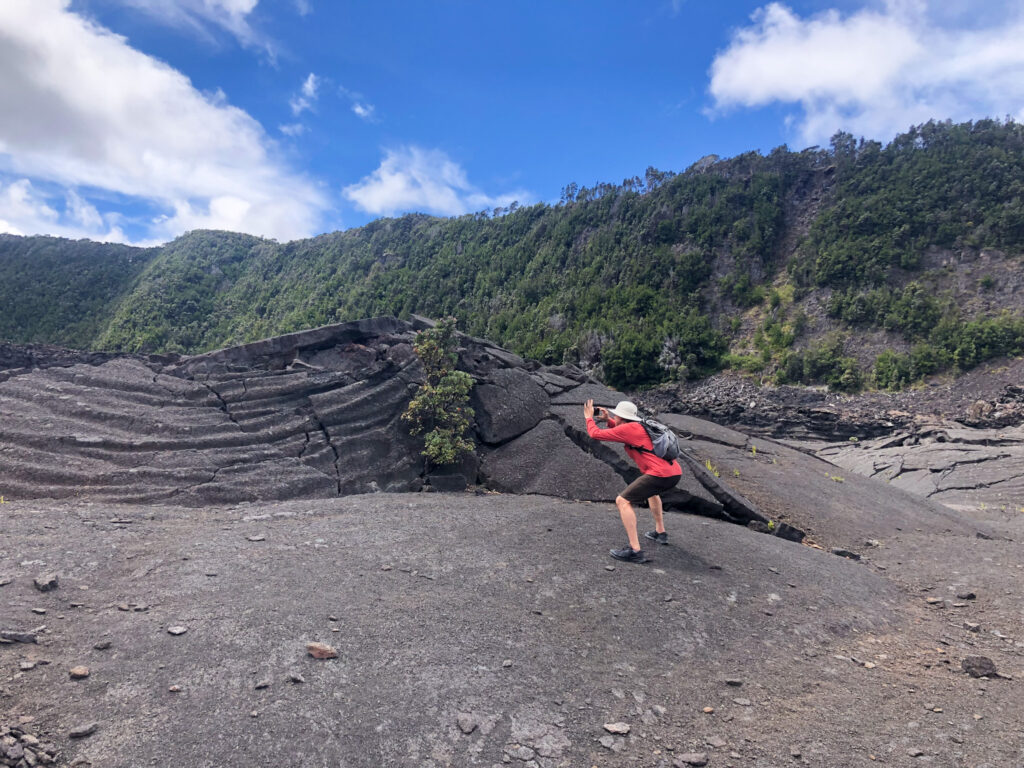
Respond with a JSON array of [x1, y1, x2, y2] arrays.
[[583, 400, 637, 443], [586, 420, 640, 443]]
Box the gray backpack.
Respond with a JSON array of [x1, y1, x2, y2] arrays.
[[638, 418, 681, 461]]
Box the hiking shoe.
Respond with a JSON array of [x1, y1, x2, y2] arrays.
[[609, 546, 647, 563], [644, 530, 668, 544]]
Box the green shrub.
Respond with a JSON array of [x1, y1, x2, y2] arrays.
[[776, 334, 864, 392], [723, 353, 765, 373], [401, 317, 475, 467], [601, 329, 665, 390], [873, 350, 912, 390]]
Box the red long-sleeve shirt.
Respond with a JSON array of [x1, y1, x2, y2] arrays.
[[585, 418, 682, 478]]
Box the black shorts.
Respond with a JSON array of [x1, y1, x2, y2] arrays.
[[620, 473, 680, 503]]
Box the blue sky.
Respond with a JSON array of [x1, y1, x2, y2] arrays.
[[1, 0, 1023, 244]]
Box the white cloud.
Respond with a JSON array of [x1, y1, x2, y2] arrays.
[[0, 177, 128, 242], [0, 0, 326, 242], [65, 189, 103, 230], [105, 0, 270, 54], [302, 72, 319, 98], [279, 122, 306, 137], [352, 103, 375, 121], [343, 146, 529, 217], [709, 1, 1024, 145], [290, 72, 320, 115], [339, 85, 378, 123], [293, 0, 311, 15]]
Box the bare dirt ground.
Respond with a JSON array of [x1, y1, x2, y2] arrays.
[[2, 492, 1023, 768]]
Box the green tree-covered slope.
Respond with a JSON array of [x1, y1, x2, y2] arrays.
[[2, 119, 1022, 390], [0, 234, 154, 349]]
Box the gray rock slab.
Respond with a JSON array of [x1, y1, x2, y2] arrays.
[[471, 368, 550, 444], [549, 383, 623, 406], [691, 437, 985, 550], [480, 419, 625, 501], [0, 494, 954, 768], [817, 424, 1024, 512], [656, 413, 749, 448], [531, 370, 579, 392], [171, 317, 409, 375]]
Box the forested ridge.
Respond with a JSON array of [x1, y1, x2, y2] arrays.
[[2, 119, 1022, 391]]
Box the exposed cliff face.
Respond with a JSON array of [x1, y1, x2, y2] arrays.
[[0, 317, 745, 522]]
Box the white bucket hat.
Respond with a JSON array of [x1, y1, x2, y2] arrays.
[[608, 401, 642, 421]]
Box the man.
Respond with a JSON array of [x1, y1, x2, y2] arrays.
[[583, 399, 682, 563]]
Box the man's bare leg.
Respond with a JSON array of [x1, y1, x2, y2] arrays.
[[649, 494, 666, 534], [615, 495, 642, 551]]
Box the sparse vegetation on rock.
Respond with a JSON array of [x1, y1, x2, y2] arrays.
[[401, 317, 476, 467]]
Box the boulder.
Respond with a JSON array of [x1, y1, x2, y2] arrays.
[[471, 368, 550, 444]]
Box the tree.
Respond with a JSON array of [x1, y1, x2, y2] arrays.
[[601, 329, 664, 390], [401, 317, 475, 467]]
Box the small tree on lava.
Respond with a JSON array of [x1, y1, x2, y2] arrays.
[[401, 317, 475, 467]]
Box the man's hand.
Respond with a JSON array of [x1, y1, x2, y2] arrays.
[[583, 399, 594, 420]]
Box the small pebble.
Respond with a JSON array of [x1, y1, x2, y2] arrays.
[[307, 641, 338, 659], [34, 574, 59, 592], [69, 666, 90, 679], [69, 722, 98, 739], [456, 713, 477, 735], [674, 753, 708, 767], [167, 626, 188, 636]]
